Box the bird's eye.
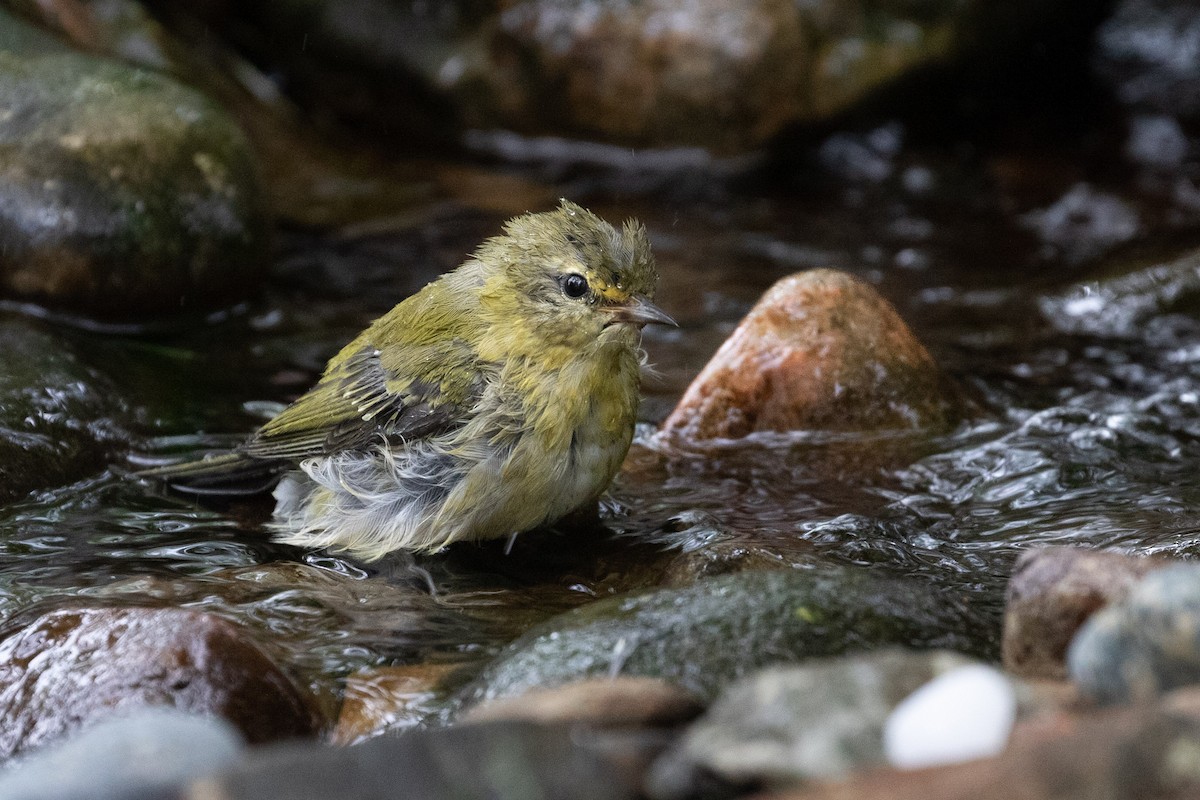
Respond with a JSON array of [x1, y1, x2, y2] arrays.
[[561, 273, 588, 299]]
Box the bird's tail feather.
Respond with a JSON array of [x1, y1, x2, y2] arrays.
[[136, 452, 287, 497]]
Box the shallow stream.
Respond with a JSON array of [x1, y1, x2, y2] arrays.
[[2, 116, 1200, 724]]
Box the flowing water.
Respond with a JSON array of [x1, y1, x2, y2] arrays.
[[2, 117, 1200, 720]]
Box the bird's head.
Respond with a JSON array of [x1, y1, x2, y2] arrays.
[[475, 200, 674, 354]]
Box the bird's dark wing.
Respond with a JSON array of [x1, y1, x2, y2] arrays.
[[243, 338, 485, 462], [138, 336, 486, 493]]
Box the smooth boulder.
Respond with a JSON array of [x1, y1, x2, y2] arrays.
[[661, 269, 953, 441], [0, 606, 321, 758], [0, 10, 267, 318]]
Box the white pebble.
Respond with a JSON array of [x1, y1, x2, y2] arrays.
[[883, 664, 1016, 769]]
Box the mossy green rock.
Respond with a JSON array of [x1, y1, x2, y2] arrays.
[[455, 567, 982, 712], [0, 11, 267, 318], [0, 319, 127, 502]]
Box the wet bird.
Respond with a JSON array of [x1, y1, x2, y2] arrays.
[[142, 200, 674, 561]]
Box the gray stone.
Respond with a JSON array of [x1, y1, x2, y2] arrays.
[[1003, 547, 1167, 680], [1069, 564, 1200, 705], [453, 567, 982, 716], [646, 650, 977, 798], [186, 720, 642, 800], [0, 9, 268, 318], [1125, 115, 1189, 169], [0, 709, 244, 800], [720, 705, 1200, 800]]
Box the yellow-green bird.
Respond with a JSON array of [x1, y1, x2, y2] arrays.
[[144, 200, 674, 561]]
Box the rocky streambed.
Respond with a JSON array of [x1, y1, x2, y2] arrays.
[[2, 1, 1200, 799]]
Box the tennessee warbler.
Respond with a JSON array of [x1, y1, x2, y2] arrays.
[[143, 200, 674, 560]]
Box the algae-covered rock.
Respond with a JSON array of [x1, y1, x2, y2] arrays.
[[0, 10, 267, 318], [455, 567, 981, 712]]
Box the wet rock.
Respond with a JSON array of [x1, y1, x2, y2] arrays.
[[88, 561, 489, 732], [817, 124, 904, 184], [0, 708, 244, 800], [1095, 0, 1200, 119], [1003, 546, 1166, 680], [647, 650, 978, 798], [0, 9, 268, 318], [92, 561, 481, 705], [660, 269, 952, 441], [1039, 246, 1200, 337], [454, 567, 980, 714], [188, 720, 642, 800], [883, 664, 1016, 769], [755, 704, 1200, 800], [0, 606, 322, 758], [478, 0, 813, 152], [1124, 114, 1190, 170], [1069, 564, 1200, 705], [207, 1, 1044, 153], [333, 663, 457, 745], [0, 320, 127, 503], [1020, 183, 1141, 266], [464, 677, 703, 729], [653, 510, 794, 586]]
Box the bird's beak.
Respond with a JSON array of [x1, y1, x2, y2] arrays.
[[605, 294, 677, 327]]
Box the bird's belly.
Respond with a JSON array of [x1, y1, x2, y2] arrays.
[[271, 353, 639, 557], [552, 426, 628, 514]]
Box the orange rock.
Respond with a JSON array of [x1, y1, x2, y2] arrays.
[[332, 663, 458, 745], [660, 269, 952, 440]]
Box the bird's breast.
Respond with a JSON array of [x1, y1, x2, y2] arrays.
[[533, 345, 641, 496]]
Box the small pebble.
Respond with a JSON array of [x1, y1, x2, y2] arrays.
[[883, 664, 1016, 769], [1068, 564, 1200, 704]]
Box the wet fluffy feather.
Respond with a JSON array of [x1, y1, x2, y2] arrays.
[[146, 200, 662, 560]]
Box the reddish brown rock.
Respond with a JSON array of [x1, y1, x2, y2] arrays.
[[661, 269, 952, 441], [463, 677, 703, 728], [1002, 547, 1166, 680], [333, 663, 458, 745], [0, 606, 321, 758], [489, 0, 810, 151]]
